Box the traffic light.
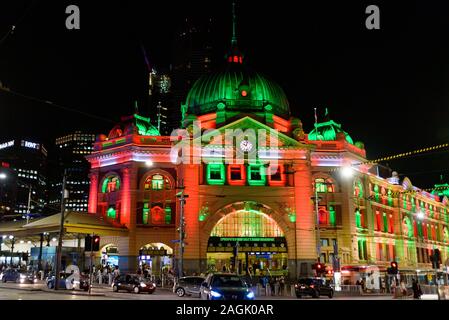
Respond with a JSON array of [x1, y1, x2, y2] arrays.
[[85, 235, 100, 252], [389, 261, 398, 274], [92, 235, 100, 251], [313, 262, 326, 276]]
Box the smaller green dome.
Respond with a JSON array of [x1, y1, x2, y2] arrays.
[[308, 119, 354, 144]]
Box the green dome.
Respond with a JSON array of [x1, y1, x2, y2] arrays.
[[184, 64, 290, 119], [308, 119, 354, 144]]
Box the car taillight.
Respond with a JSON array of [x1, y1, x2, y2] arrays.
[[310, 285, 314, 288]]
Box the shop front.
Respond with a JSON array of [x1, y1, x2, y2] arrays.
[[138, 243, 173, 277], [101, 244, 119, 268]]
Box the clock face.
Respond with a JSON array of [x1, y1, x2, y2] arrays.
[[240, 140, 253, 152]]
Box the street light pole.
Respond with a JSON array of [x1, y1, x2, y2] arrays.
[[176, 179, 188, 278], [314, 186, 321, 263], [26, 184, 32, 224], [54, 169, 68, 290]]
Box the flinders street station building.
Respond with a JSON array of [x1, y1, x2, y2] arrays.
[[2, 27, 449, 288]]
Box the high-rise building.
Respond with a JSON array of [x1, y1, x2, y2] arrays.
[[49, 131, 96, 212], [0, 139, 47, 221], [169, 17, 213, 131]]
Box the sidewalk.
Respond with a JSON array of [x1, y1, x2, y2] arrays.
[[0, 282, 105, 296]]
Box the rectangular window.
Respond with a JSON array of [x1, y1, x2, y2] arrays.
[[107, 206, 116, 219], [206, 163, 225, 185], [320, 238, 329, 247], [375, 211, 381, 231], [142, 203, 149, 224], [270, 165, 282, 181], [230, 166, 242, 180], [247, 164, 266, 186]]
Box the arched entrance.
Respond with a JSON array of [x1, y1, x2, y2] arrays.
[[100, 244, 119, 268], [138, 243, 173, 277], [207, 208, 288, 277]]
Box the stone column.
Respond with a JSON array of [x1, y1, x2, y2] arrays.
[[292, 162, 316, 278]]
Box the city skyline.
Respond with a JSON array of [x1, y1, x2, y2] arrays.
[[1, 0, 449, 190]]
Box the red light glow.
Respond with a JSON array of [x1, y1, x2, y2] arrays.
[[241, 90, 247, 97]]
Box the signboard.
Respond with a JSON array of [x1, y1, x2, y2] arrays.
[[21, 140, 40, 150], [139, 249, 168, 256], [0, 140, 14, 150], [207, 237, 287, 253]]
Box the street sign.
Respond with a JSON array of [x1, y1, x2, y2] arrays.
[[171, 239, 180, 243]]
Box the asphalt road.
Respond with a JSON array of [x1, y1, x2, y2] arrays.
[[0, 282, 408, 300]]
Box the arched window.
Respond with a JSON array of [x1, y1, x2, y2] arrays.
[[211, 210, 284, 237], [403, 217, 413, 238], [354, 180, 364, 199], [314, 178, 335, 193], [102, 175, 120, 193], [144, 174, 171, 190]]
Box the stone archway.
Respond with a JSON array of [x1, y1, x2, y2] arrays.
[[202, 201, 291, 277]]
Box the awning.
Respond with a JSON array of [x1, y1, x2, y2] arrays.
[[0, 211, 128, 237], [207, 236, 288, 253]]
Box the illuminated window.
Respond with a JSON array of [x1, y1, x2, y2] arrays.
[[315, 178, 335, 193], [102, 175, 120, 193], [206, 163, 225, 185], [319, 206, 328, 225], [211, 210, 283, 237], [151, 206, 165, 225], [383, 212, 388, 233], [230, 166, 242, 180], [107, 206, 116, 219], [354, 180, 363, 198], [144, 174, 171, 190], [143, 203, 149, 224], [329, 206, 336, 226], [247, 164, 266, 186]]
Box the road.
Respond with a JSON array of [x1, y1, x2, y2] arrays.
[[0, 283, 403, 300]]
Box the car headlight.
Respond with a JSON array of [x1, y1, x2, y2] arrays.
[[246, 291, 255, 299], [210, 290, 222, 298], [33, 279, 38, 283], [140, 282, 147, 287], [20, 275, 26, 279]]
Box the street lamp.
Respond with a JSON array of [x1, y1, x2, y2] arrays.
[[0, 173, 6, 179], [341, 166, 354, 179], [145, 160, 153, 167]]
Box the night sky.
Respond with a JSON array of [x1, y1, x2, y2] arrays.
[[1, 0, 449, 189]]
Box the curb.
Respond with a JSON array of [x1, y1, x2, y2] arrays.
[[41, 288, 105, 296], [0, 285, 43, 292]]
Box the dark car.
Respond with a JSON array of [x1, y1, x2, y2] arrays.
[[294, 277, 334, 298], [1, 269, 20, 283], [173, 276, 205, 297], [112, 274, 156, 294], [46, 272, 89, 291], [200, 273, 255, 300]]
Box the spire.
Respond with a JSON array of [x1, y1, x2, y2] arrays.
[[231, 1, 237, 47], [226, 1, 243, 64]]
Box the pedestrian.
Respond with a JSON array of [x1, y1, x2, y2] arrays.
[[412, 278, 422, 299], [400, 280, 407, 298], [108, 270, 113, 286], [113, 265, 120, 280], [97, 268, 102, 284], [222, 265, 227, 272]]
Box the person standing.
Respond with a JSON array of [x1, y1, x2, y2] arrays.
[[113, 265, 120, 280]]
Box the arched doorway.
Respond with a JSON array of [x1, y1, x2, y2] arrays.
[[207, 208, 288, 277], [138, 243, 173, 277], [100, 244, 119, 268]]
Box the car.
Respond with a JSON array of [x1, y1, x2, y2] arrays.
[[200, 273, 255, 300], [1, 269, 20, 283], [294, 277, 334, 298], [46, 272, 89, 291], [173, 276, 205, 297], [112, 274, 156, 294]]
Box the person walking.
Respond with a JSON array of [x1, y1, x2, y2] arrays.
[[113, 265, 120, 280], [400, 280, 407, 299], [412, 279, 422, 299]]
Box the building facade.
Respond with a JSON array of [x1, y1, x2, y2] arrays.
[[0, 139, 47, 221], [85, 33, 449, 283], [48, 131, 96, 213]]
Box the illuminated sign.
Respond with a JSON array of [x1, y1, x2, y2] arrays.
[[21, 140, 40, 150], [0, 140, 14, 150]]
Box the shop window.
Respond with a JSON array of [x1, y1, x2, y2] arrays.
[[206, 163, 225, 185], [247, 164, 266, 186], [102, 175, 120, 193]]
